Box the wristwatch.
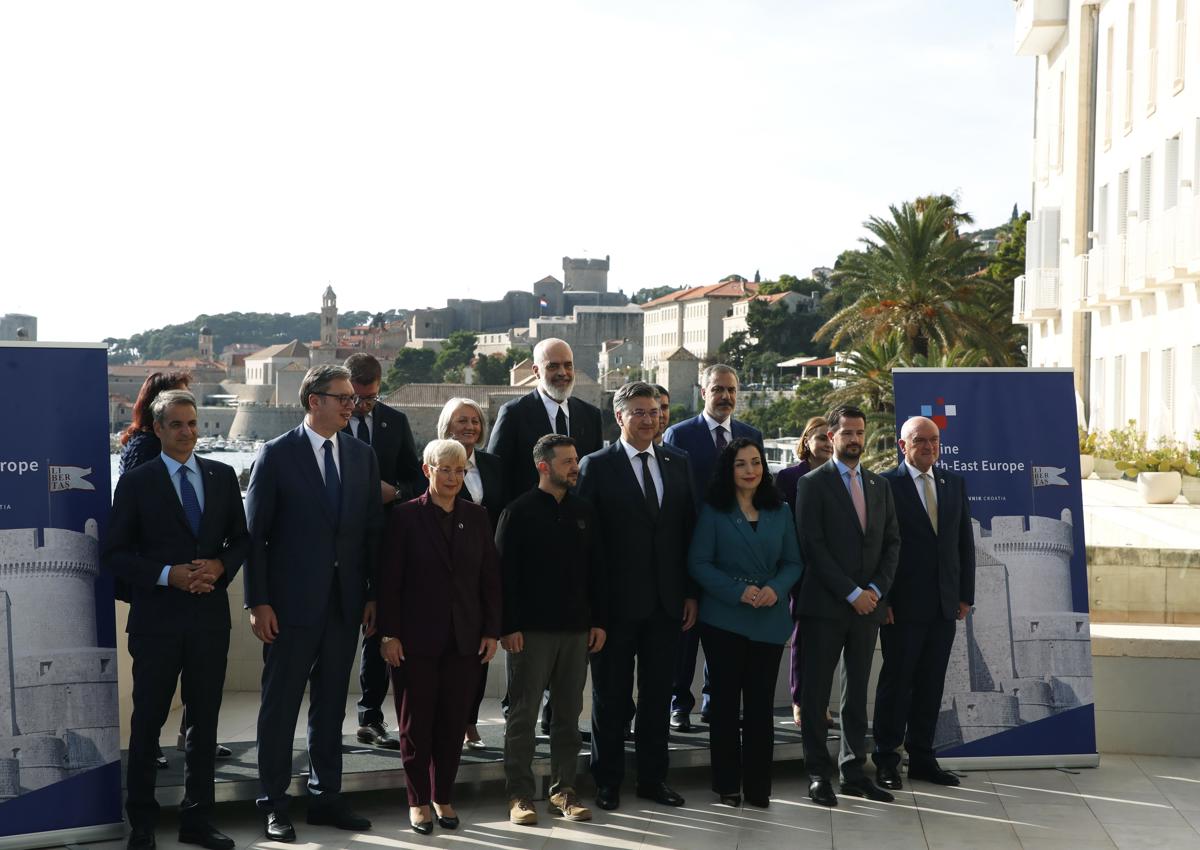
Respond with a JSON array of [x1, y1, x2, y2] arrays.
[[381, 636, 397, 644]]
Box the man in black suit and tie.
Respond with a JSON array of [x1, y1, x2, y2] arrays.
[[578, 381, 697, 812], [342, 352, 423, 751], [873, 416, 975, 790], [487, 337, 603, 494], [244, 365, 383, 842], [104, 390, 248, 850], [794, 404, 900, 807]]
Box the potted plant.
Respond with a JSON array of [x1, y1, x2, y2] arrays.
[[1117, 439, 1195, 504], [1078, 427, 1097, 479], [1183, 431, 1200, 505], [1094, 422, 1142, 480]]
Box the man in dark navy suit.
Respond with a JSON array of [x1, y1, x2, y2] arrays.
[[104, 390, 248, 850], [579, 381, 697, 812], [662, 364, 763, 732], [487, 338, 603, 494], [874, 416, 975, 790], [342, 352, 423, 751], [244, 365, 383, 842]]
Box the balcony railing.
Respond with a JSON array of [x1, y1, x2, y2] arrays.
[[1072, 253, 1098, 310], [1015, 0, 1069, 56], [1013, 269, 1061, 323]]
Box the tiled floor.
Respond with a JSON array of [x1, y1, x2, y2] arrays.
[[93, 749, 1200, 849]]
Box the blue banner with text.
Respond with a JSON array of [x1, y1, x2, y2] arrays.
[[0, 343, 123, 844], [892, 368, 1096, 761]]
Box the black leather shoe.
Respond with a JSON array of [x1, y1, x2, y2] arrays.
[[595, 785, 620, 811], [908, 763, 961, 786], [669, 712, 694, 733], [744, 795, 770, 808], [356, 721, 399, 750], [636, 783, 685, 807], [718, 793, 741, 807], [436, 815, 460, 829], [215, 744, 232, 759], [265, 812, 295, 842], [808, 778, 837, 807], [410, 819, 433, 835], [876, 764, 903, 791], [155, 746, 168, 770], [306, 803, 372, 830], [699, 711, 710, 724], [178, 824, 234, 850], [127, 827, 156, 850], [840, 776, 894, 803]]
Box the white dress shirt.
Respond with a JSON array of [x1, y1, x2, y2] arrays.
[[463, 450, 484, 504], [540, 390, 570, 434], [905, 460, 938, 515], [702, 410, 731, 448], [303, 422, 341, 481], [620, 438, 663, 507]]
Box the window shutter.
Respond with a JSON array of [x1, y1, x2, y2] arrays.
[[1042, 208, 1062, 269], [1098, 184, 1110, 243], [1165, 136, 1180, 209], [1141, 153, 1154, 220], [1162, 348, 1176, 432], [1118, 170, 1131, 235]]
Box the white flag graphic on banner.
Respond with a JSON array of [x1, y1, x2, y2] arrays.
[[1032, 466, 1069, 487], [49, 465, 96, 492]]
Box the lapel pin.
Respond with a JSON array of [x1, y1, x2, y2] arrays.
[[457, 522, 464, 529], [939, 478, 945, 485], [381, 421, 388, 428]]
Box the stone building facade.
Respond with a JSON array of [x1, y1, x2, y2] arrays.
[[936, 509, 1093, 749], [0, 522, 120, 799]]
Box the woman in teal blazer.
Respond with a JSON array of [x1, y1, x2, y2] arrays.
[[689, 438, 803, 808]]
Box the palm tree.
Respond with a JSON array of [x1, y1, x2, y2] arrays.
[[817, 201, 1001, 360]]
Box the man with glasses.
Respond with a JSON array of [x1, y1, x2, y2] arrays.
[[663, 364, 763, 732], [578, 382, 697, 812], [342, 353, 423, 750], [244, 365, 384, 842]]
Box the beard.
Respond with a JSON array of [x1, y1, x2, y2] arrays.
[[541, 378, 575, 403]]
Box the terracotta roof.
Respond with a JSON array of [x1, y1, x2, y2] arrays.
[[641, 281, 758, 308]]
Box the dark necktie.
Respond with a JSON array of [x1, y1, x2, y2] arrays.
[[714, 425, 728, 452], [638, 451, 660, 521], [355, 415, 370, 445], [323, 439, 342, 517], [555, 405, 568, 437], [178, 466, 202, 537]]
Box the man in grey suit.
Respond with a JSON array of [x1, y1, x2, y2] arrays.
[[794, 404, 900, 807], [244, 365, 383, 842]]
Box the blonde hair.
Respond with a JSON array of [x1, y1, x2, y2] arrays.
[[422, 438, 467, 468], [437, 397, 488, 445], [797, 416, 829, 462]]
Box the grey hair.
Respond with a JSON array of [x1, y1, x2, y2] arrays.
[[612, 381, 658, 415], [422, 438, 468, 468], [300, 364, 351, 411], [533, 337, 572, 366], [437, 397, 488, 445], [151, 389, 197, 425], [700, 363, 738, 386]]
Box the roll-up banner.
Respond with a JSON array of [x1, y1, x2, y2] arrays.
[[892, 368, 1098, 769], [0, 343, 124, 848]]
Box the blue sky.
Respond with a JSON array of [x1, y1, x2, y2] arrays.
[[0, 1, 1032, 342]]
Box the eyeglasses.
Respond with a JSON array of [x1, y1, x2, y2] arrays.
[[355, 394, 380, 405], [314, 392, 358, 406], [432, 466, 466, 478], [624, 409, 659, 420]]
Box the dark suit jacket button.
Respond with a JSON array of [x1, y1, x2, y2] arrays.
[[334, 560, 339, 567]]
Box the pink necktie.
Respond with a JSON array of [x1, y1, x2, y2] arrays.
[[848, 467, 867, 531]]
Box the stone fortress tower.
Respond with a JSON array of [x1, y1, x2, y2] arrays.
[[0, 522, 119, 800], [562, 255, 610, 293], [936, 509, 1093, 749]]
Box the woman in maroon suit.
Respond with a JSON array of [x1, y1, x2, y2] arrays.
[[377, 439, 501, 834]]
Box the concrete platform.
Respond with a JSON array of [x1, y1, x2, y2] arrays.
[[1081, 478, 1200, 549]]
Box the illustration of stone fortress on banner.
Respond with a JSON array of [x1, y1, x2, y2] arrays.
[[0, 522, 119, 800], [936, 509, 1093, 748]]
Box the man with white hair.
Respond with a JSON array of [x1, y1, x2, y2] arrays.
[[873, 416, 975, 791], [487, 338, 603, 495]]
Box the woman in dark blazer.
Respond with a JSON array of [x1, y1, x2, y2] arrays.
[[689, 438, 802, 808], [118, 371, 192, 475], [377, 439, 501, 834], [437, 397, 506, 748], [774, 415, 833, 726]]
